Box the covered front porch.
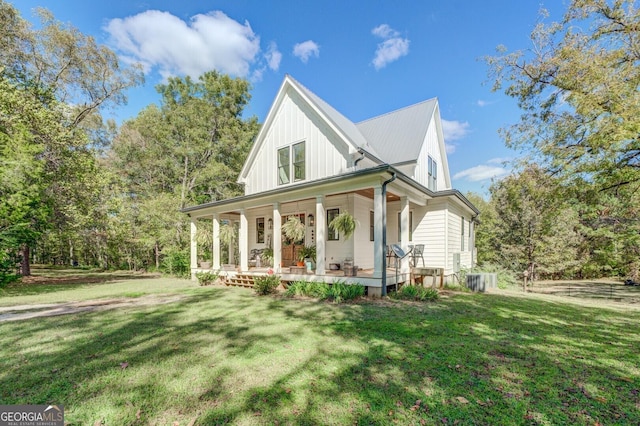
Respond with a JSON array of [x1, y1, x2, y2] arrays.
[[184, 166, 439, 296]]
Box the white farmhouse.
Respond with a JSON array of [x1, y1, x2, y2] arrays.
[[183, 75, 478, 296]]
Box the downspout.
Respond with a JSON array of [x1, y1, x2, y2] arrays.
[[381, 171, 397, 296]]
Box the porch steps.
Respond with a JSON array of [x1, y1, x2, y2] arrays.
[[225, 274, 255, 288]]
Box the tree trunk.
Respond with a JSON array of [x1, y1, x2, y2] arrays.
[[155, 241, 160, 270], [20, 245, 31, 276]]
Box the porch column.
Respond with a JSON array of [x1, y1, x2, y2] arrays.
[[212, 214, 221, 270], [273, 203, 282, 272], [400, 196, 410, 274], [190, 216, 197, 279], [315, 195, 326, 275], [239, 209, 248, 272], [373, 185, 384, 278]]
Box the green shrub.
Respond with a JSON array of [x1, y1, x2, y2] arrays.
[[195, 271, 219, 286], [284, 281, 329, 298], [326, 280, 365, 303], [391, 285, 439, 301], [161, 249, 190, 278], [285, 280, 363, 302], [253, 273, 281, 295]]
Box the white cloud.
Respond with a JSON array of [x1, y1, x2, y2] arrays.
[[293, 40, 320, 63], [441, 119, 470, 141], [105, 10, 260, 79], [265, 42, 282, 71], [371, 24, 409, 70], [371, 24, 399, 39], [453, 165, 509, 182]]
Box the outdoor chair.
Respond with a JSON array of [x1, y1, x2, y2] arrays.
[[411, 244, 425, 267]]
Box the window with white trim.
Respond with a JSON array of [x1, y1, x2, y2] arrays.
[[278, 141, 306, 185], [428, 155, 437, 191]]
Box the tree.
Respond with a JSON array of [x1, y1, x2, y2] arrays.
[[485, 0, 640, 279], [486, 0, 640, 191], [107, 71, 259, 271], [489, 166, 582, 278], [0, 2, 143, 275]]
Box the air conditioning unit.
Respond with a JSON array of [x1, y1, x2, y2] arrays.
[[453, 253, 460, 273]]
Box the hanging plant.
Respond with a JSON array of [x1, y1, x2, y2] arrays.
[[329, 211, 357, 240], [282, 216, 305, 244], [219, 223, 237, 246]]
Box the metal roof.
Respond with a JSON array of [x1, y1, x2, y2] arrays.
[[286, 75, 383, 159], [356, 98, 438, 165]]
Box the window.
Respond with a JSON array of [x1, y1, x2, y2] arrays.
[[397, 211, 413, 241], [293, 142, 305, 181], [369, 211, 374, 241], [461, 217, 465, 251], [256, 217, 265, 244], [428, 156, 437, 191], [278, 141, 306, 185], [278, 147, 290, 185], [327, 208, 340, 241]]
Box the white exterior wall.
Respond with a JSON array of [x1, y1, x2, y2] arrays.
[[413, 118, 448, 191], [413, 200, 447, 268], [243, 89, 351, 195], [323, 195, 354, 268], [352, 194, 375, 269], [446, 202, 473, 271]]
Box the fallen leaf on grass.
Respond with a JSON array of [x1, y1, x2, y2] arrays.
[[120, 362, 129, 369], [455, 396, 469, 404], [136, 409, 141, 420]]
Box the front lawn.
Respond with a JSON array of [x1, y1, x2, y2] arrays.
[[1, 277, 639, 425]]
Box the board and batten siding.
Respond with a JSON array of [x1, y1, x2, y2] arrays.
[[413, 117, 448, 191], [243, 89, 352, 195], [352, 194, 375, 269]]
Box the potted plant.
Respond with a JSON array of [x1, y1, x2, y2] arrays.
[[298, 244, 316, 262], [329, 211, 357, 240], [261, 247, 274, 267]]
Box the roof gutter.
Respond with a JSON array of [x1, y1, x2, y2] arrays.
[[380, 171, 396, 296]]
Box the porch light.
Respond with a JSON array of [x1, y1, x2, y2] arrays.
[[268, 218, 273, 230], [308, 214, 314, 227]]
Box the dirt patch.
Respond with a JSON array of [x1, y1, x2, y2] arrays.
[[18, 271, 160, 286], [0, 293, 187, 323]]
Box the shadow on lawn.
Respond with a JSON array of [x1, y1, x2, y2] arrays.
[[1, 289, 639, 425]]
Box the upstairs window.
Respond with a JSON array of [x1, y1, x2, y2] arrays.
[[278, 141, 306, 185], [278, 147, 290, 184], [428, 156, 437, 191]]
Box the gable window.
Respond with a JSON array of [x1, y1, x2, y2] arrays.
[[278, 147, 290, 184], [428, 156, 437, 191], [397, 211, 413, 241], [278, 141, 306, 185], [256, 217, 265, 244], [293, 142, 305, 181], [327, 208, 339, 241]]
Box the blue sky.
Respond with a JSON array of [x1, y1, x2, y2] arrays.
[[13, 0, 567, 195]]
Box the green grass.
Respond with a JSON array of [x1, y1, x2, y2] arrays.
[[1, 272, 639, 425]]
